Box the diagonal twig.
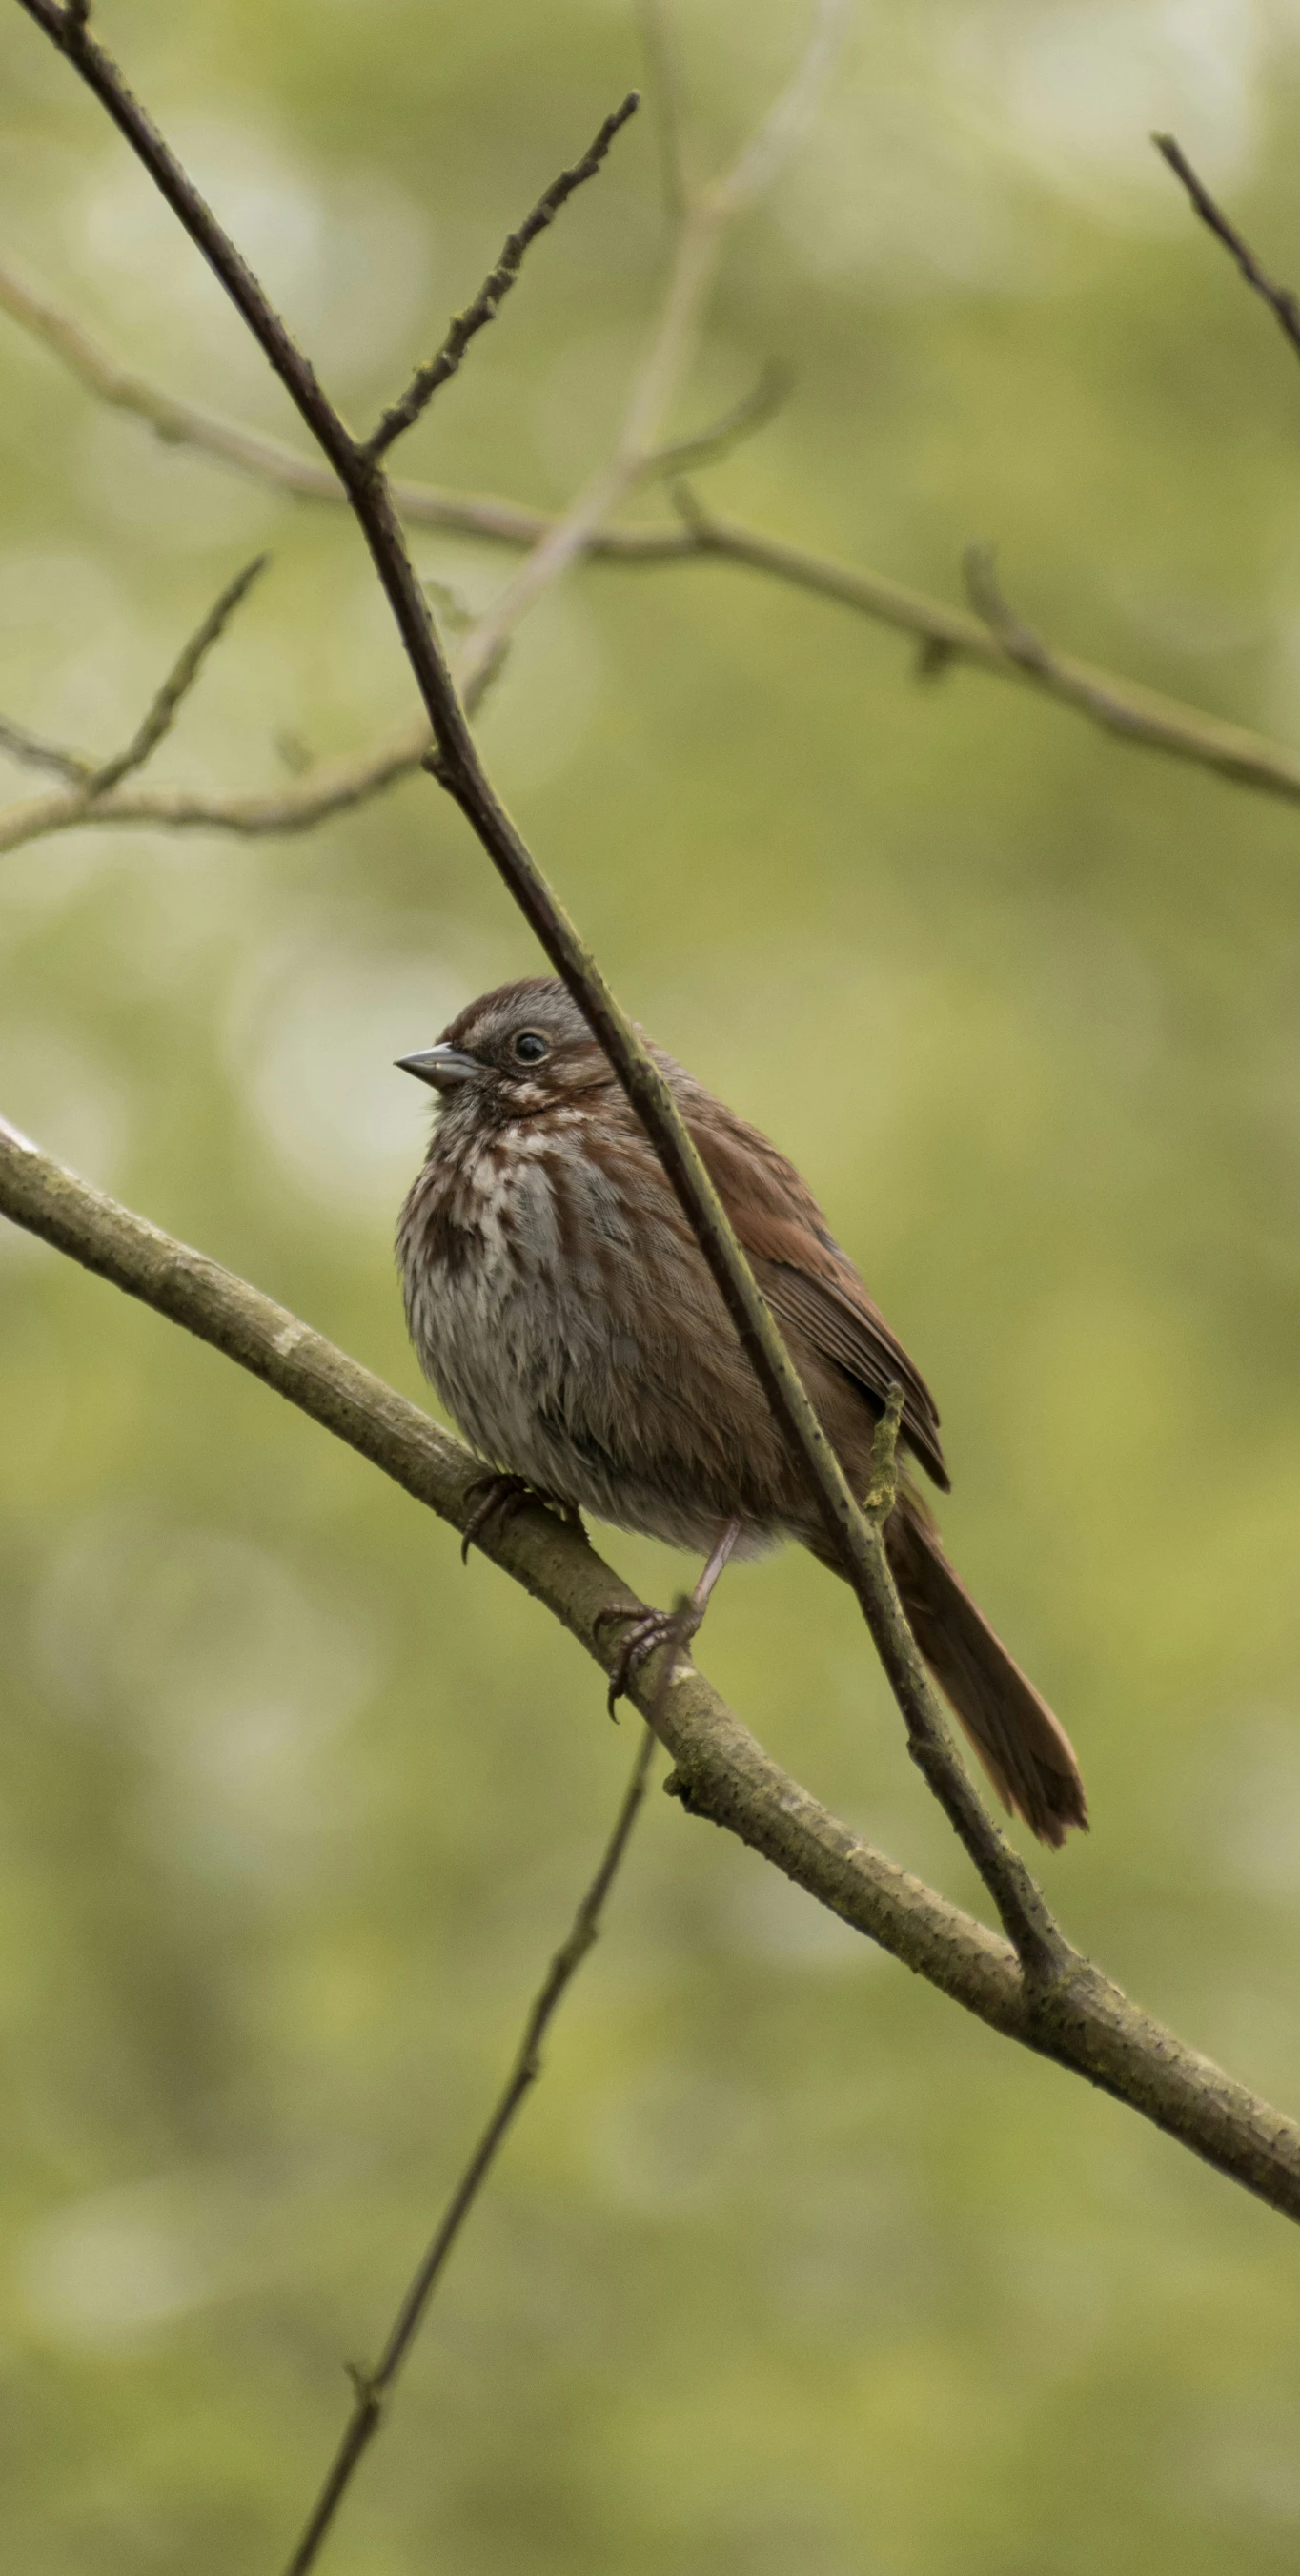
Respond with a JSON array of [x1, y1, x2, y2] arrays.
[[640, 359, 790, 482], [283, 1718, 659, 2576], [84, 551, 268, 796], [364, 93, 640, 460], [0, 553, 267, 804], [0, 711, 94, 783], [711, 0, 850, 218], [1154, 133, 1300, 366]]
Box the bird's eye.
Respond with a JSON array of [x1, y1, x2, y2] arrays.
[[512, 1031, 550, 1065]]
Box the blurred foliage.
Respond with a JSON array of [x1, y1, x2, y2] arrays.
[[3, 0, 1300, 2568]]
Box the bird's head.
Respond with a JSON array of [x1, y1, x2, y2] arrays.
[[396, 976, 613, 1121]]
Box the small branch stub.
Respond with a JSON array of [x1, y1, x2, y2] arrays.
[[864, 1381, 904, 1524], [963, 542, 1048, 672]]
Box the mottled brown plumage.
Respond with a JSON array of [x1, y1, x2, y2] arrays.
[[396, 977, 1087, 1846]]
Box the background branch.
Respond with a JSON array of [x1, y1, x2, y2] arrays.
[[0, 707, 94, 782], [635, 0, 690, 221], [3, 1113, 1299, 2223], [7, 249, 1300, 849], [83, 550, 267, 795]]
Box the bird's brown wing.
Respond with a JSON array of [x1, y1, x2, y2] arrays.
[[760, 1263, 948, 1491], [683, 1098, 949, 1492]]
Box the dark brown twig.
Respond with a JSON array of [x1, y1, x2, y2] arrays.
[[84, 552, 268, 796], [364, 94, 640, 460], [1154, 133, 1300, 364], [16, 0, 1067, 1978], [283, 1720, 657, 2576]]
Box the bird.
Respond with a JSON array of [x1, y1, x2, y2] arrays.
[[396, 975, 1087, 1847]]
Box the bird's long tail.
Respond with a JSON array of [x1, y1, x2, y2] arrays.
[[884, 1494, 1087, 1848]]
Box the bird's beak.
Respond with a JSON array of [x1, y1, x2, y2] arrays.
[[396, 1045, 479, 1092]]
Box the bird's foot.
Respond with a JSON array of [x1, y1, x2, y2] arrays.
[[595, 1600, 699, 1719], [459, 1473, 584, 1565]]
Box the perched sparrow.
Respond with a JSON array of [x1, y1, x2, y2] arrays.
[[397, 977, 1086, 1846]]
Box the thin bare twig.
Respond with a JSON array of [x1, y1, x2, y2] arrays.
[[0, 552, 268, 808], [0, 712, 93, 783], [86, 551, 268, 795], [4, 1114, 1300, 2224], [643, 359, 790, 480], [284, 1720, 658, 2576], [712, 0, 851, 217], [365, 93, 640, 460], [1154, 133, 1300, 365]]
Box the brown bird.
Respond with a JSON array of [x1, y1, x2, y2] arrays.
[[396, 977, 1087, 1846]]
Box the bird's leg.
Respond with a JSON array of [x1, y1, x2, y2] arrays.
[[459, 1472, 585, 1565], [597, 1520, 741, 1716]]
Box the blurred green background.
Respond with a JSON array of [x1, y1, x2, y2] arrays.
[[3, 1, 1300, 2567]]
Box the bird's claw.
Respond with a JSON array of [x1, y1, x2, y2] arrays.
[[595, 1602, 698, 1719], [459, 1474, 584, 1564]]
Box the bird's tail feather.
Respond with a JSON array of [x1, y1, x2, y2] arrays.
[[885, 1497, 1087, 1849]]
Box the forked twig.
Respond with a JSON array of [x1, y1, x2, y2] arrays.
[[283, 1720, 659, 2576]]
